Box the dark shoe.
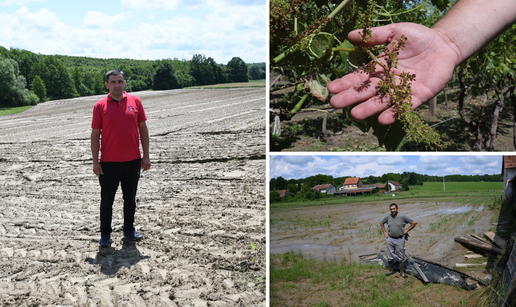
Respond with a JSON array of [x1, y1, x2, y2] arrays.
[[124, 228, 142, 241], [99, 234, 111, 247], [400, 261, 407, 278], [386, 260, 395, 276]]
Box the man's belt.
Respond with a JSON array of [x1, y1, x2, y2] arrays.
[[389, 235, 403, 239]]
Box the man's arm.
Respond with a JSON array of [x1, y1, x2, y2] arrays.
[[90, 129, 103, 176], [432, 0, 516, 66], [380, 222, 388, 239], [404, 221, 417, 235], [139, 121, 151, 171]]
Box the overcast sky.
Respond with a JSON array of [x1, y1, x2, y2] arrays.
[[0, 0, 266, 64], [270, 155, 503, 180]]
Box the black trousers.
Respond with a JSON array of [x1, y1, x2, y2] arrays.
[[98, 158, 141, 235]]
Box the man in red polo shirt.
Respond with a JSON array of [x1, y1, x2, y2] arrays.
[[91, 69, 151, 247]]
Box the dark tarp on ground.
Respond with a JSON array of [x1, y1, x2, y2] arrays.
[[491, 232, 516, 307], [361, 250, 472, 289]]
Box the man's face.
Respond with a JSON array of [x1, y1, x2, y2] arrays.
[[390, 205, 398, 216], [105, 74, 126, 96]]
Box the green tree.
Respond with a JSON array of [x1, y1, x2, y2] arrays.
[[0, 56, 34, 107], [189, 54, 215, 86], [248, 64, 264, 80], [226, 57, 248, 82], [31, 75, 47, 101], [287, 183, 298, 195], [270, 191, 281, 202], [274, 176, 287, 190], [153, 61, 179, 90]]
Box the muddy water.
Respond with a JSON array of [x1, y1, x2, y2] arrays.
[[270, 201, 496, 268], [0, 88, 266, 306]]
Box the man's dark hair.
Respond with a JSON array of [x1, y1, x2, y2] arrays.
[[389, 203, 398, 209], [105, 69, 125, 83]]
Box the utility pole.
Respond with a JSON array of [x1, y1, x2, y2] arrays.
[[443, 175, 445, 192]]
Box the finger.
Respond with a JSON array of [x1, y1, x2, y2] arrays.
[[330, 77, 381, 109], [328, 70, 371, 94], [349, 95, 390, 120], [376, 91, 425, 125], [348, 24, 397, 47]]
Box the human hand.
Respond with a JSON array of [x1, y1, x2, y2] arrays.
[[93, 162, 103, 176], [328, 22, 460, 125], [141, 156, 151, 172]]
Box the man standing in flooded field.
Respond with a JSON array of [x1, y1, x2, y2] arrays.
[[91, 69, 151, 247], [380, 203, 417, 278]]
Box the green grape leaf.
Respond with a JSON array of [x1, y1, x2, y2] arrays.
[[309, 33, 334, 59], [430, 0, 450, 11], [368, 117, 406, 151], [307, 74, 330, 102]]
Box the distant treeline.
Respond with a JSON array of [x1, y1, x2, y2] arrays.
[[271, 172, 503, 191], [0, 46, 265, 107]]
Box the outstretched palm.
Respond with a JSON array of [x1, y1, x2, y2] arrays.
[[328, 22, 460, 125]]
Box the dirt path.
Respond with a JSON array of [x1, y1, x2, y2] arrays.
[[0, 88, 266, 306]]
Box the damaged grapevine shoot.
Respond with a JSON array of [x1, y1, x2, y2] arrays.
[[270, 0, 449, 150]]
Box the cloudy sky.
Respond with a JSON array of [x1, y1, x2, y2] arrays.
[[270, 155, 503, 180], [0, 0, 266, 64]]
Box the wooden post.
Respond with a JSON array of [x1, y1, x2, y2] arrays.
[[429, 96, 437, 115]]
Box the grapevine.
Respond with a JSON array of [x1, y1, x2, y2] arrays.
[[270, 0, 448, 151]]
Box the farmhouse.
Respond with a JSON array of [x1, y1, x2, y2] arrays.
[[386, 180, 403, 191], [311, 184, 336, 195], [275, 190, 291, 198], [335, 177, 378, 197], [342, 177, 362, 189]]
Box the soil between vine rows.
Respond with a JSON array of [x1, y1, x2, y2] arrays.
[[0, 88, 266, 306]]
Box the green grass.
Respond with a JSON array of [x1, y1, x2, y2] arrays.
[[0, 105, 32, 116], [270, 251, 465, 307], [271, 182, 503, 209], [187, 80, 265, 89], [410, 182, 502, 193]]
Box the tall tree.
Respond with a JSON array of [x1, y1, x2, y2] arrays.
[[153, 61, 179, 90], [31, 75, 47, 102], [0, 56, 33, 107], [226, 57, 248, 82]]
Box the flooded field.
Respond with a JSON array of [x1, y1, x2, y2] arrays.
[[270, 199, 498, 269]]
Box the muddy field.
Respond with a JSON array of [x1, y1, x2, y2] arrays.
[[270, 199, 499, 274], [0, 88, 266, 306]]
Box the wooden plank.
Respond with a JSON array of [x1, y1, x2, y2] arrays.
[[464, 254, 483, 259], [484, 231, 507, 249], [470, 234, 492, 246], [454, 237, 503, 255], [456, 262, 487, 268], [406, 253, 429, 283]]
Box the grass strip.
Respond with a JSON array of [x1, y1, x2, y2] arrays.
[[0, 105, 32, 116]]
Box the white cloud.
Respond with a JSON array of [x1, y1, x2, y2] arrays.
[[83, 11, 130, 29], [418, 155, 453, 170], [0, 3, 265, 63], [377, 155, 406, 165], [282, 156, 315, 165]]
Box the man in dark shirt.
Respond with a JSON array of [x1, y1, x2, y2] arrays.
[[380, 203, 417, 278]]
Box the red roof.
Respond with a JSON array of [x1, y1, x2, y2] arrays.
[[389, 180, 403, 186], [344, 177, 360, 185], [504, 156, 516, 169], [311, 184, 331, 190], [276, 190, 289, 198]]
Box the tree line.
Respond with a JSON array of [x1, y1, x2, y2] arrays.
[[270, 172, 503, 203], [0, 46, 266, 107], [271, 172, 503, 192]]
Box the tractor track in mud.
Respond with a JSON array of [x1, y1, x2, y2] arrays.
[[0, 88, 266, 306]]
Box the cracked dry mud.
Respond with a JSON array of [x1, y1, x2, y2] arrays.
[[0, 88, 266, 306]]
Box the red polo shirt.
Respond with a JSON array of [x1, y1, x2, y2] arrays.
[[92, 91, 147, 162]]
